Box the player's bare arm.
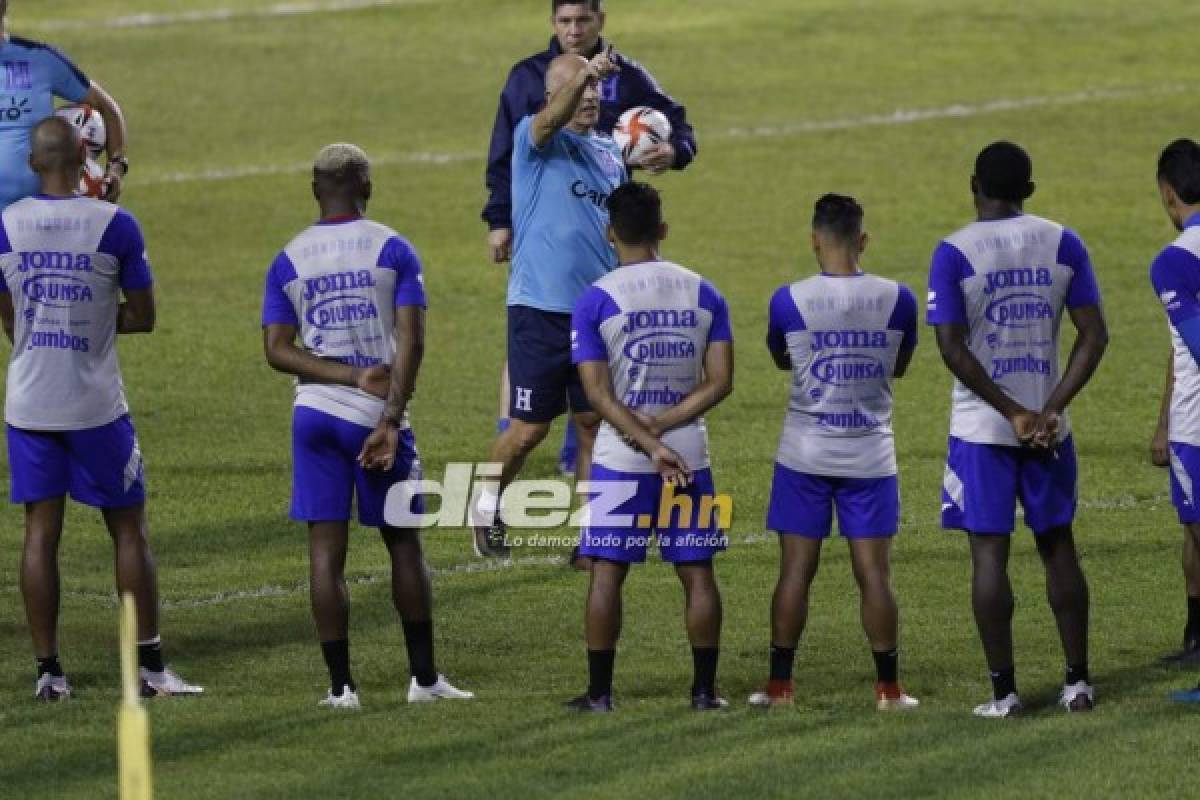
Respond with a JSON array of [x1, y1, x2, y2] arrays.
[[83, 82, 127, 202], [577, 359, 690, 485], [1032, 304, 1109, 447], [641, 340, 733, 435], [532, 49, 617, 146], [263, 323, 389, 397], [894, 344, 916, 379], [0, 292, 13, 344], [934, 322, 1038, 443], [358, 306, 426, 471], [116, 287, 155, 334], [1153, 352, 1174, 467]]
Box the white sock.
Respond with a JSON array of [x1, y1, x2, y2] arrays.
[[476, 487, 500, 516]]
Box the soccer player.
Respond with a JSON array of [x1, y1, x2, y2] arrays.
[[568, 181, 734, 712], [1, 0, 129, 207], [747, 195, 919, 712], [483, 0, 699, 478], [928, 141, 1108, 717], [1146, 139, 1200, 699], [0, 117, 199, 700], [262, 143, 472, 709], [472, 52, 626, 559]]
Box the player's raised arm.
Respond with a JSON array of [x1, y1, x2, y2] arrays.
[[532, 49, 617, 147]]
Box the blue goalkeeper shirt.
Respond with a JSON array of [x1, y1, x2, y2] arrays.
[[0, 35, 91, 209]]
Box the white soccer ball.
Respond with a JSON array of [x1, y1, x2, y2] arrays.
[[55, 103, 106, 161], [613, 106, 671, 167], [79, 158, 106, 199]]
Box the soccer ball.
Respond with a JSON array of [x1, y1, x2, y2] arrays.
[[79, 159, 106, 199], [55, 103, 106, 160], [55, 104, 108, 198], [613, 106, 672, 167]]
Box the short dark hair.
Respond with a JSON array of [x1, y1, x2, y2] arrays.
[[552, 0, 602, 12], [607, 182, 662, 245], [1158, 139, 1200, 204], [812, 194, 864, 241], [974, 141, 1034, 203]]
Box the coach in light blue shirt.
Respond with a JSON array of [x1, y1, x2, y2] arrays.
[[471, 50, 626, 559], [0, 0, 129, 207]]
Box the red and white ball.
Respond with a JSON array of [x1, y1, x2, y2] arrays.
[[55, 104, 107, 198], [612, 106, 671, 167]]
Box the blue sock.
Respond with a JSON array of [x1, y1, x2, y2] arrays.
[[559, 420, 578, 463]]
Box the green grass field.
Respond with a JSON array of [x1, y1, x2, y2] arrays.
[[2, 0, 1199, 797]]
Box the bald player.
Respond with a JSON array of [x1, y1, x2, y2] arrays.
[[1, 117, 200, 700], [472, 52, 627, 561], [263, 143, 473, 709]]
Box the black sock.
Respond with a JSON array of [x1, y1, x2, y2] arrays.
[[1186, 596, 1200, 641], [873, 648, 899, 684], [320, 639, 355, 694], [1065, 663, 1090, 686], [990, 666, 1017, 700], [691, 647, 719, 696], [137, 637, 164, 673], [769, 645, 796, 682], [36, 655, 63, 678], [587, 649, 615, 699], [401, 619, 437, 688]]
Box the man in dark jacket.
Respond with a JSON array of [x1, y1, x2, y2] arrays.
[[480, 1, 698, 501]]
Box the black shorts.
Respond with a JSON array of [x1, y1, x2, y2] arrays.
[[507, 305, 592, 423]]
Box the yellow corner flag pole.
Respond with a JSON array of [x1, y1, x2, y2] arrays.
[[118, 593, 153, 800]]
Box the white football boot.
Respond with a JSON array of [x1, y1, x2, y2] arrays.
[[318, 688, 361, 710], [1059, 681, 1095, 712], [407, 675, 475, 703], [34, 673, 72, 701], [140, 667, 204, 697], [973, 692, 1023, 718]]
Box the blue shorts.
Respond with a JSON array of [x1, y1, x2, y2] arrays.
[[7, 415, 145, 508], [766, 463, 899, 539], [507, 305, 591, 423], [941, 435, 1078, 536], [1169, 441, 1200, 525], [579, 464, 727, 564], [291, 406, 424, 527]]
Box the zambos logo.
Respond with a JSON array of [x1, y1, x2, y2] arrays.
[[305, 295, 379, 331], [623, 332, 696, 366], [984, 292, 1055, 329], [22, 274, 93, 308], [810, 354, 885, 387]]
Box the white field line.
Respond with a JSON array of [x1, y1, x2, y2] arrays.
[[23, 0, 426, 31], [134, 84, 1182, 188], [1, 495, 1165, 610], [139, 151, 477, 187]]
